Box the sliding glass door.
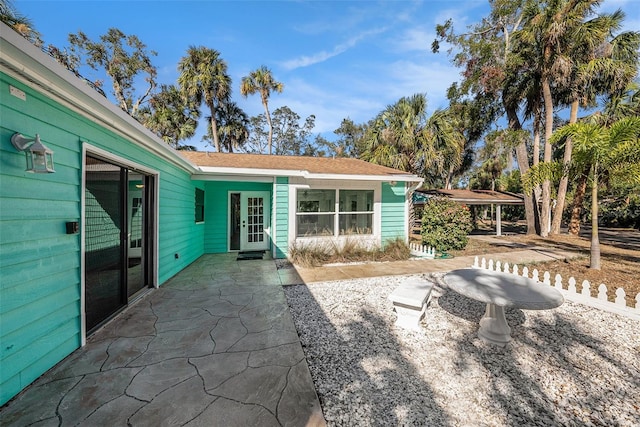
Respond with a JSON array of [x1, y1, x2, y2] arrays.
[[84, 155, 154, 333]]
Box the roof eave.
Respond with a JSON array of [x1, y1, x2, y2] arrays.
[[196, 166, 423, 182]]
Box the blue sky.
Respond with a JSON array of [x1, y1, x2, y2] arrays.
[[16, 0, 640, 151]]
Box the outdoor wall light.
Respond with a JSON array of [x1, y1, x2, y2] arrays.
[[11, 133, 55, 173]]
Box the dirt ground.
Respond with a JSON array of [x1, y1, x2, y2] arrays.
[[447, 224, 640, 307]]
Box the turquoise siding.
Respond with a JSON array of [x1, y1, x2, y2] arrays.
[[274, 177, 289, 259], [0, 73, 204, 405], [202, 181, 272, 253], [381, 182, 406, 245]]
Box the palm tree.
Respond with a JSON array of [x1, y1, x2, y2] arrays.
[[1, 0, 41, 45], [240, 66, 284, 155], [210, 101, 249, 153], [361, 95, 464, 234], [422, 108, 465, 188], [550, 116, 640, 269], [178, 46, 231, 152], [361, 94, 464, 179], [550, 10, 639, 235], [139, 84, 199, 149], [515, 0, 602, 236], [360, 94, 428, 175], [567, 84, 640, 235]]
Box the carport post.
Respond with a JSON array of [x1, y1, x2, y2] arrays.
[[496, 204, 502, 236]]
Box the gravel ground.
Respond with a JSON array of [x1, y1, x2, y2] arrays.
[[283, 273, 640, 427]]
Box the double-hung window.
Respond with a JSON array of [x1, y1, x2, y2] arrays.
[[296, 189, 374, 237], [296, 189, 335, 237], [338, 190, 373, 235]]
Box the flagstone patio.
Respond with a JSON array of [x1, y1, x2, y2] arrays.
[[1, 254, 325, 426]]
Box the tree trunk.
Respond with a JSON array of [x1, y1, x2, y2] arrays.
[[263, 99, 273, 155], [590, 162, 600, 270], [407, 187, 416, 242], [532, 112, 542, 230], [551, 100, 579, 235], [540, 76, 554, 237], [209, 104, 220, 152], [533, 114, 541, 167], [568, 165, 590, 235], [445, 163, 455, 189], [515, 141, 539, 234], [505, 101, 538, 234]]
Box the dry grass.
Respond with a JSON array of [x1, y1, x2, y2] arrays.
[[289, 237, 410, 268]]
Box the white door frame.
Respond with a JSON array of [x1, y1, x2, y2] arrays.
[[81, 143, 160, 345], [228, 191, 270, 251]]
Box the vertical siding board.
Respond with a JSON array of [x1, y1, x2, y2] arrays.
[[381, 182, 406, 244], [0, 72, 204, 404], [274, 177, 289, 259]]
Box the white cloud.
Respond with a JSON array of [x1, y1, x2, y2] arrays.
[[386, 59, 461, 112], [281, 26, 389, 70], [394, 27, 434, 52]]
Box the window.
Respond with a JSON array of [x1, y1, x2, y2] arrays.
[[195, 188, 205, 223], [296, 189, 335, 237], [296, 189, 374, 237], [339, 190, 373, 235]]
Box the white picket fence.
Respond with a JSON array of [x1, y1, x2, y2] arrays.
[[410, 243, 435, 259], [473, 256, 640, 320]]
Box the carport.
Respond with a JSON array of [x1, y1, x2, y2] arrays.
[[415, 189, 525, 236]]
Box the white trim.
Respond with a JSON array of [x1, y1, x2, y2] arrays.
[[196, 166, 421, 182], [227, 191, 235, 252], [226, 190, 271, 252], [84, 144, 159, 175], [302, 173, 420, 182], [81, 142, 160, 343], [198, 166, 306, 176], [288, 180, 382, 246], [192, 174, 275, 183], [80, 149, 87, 345], [272, 177, 277, 257]]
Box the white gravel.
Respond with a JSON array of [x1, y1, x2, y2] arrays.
[[283, 273, 640, 427]]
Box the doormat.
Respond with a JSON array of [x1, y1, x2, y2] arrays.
[[237, 250, 264, 261]]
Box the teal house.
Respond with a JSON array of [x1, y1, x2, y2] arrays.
[[0, 23, 422, 405]]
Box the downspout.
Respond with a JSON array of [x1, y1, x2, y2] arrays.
[[404, 179, 424, 196]]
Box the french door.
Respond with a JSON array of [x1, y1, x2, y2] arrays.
[[84, 155, 155, 334], [229, 191, 270, 252]]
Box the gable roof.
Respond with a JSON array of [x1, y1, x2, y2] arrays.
[[181, 152, 423, 182]]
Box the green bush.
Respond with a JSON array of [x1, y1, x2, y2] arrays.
[[421, 197, 473, 251]]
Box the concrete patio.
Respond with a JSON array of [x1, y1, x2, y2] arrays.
[[0, 254, 325, 426], [1, 240, 582, 426]]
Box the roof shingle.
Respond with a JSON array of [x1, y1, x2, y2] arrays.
[[180, 152, 416, 177]]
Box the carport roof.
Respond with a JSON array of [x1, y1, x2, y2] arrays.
[[416, 189, 524, 205]]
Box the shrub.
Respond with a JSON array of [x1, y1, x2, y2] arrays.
[[380, 237, 411, 261], [287, 240, 332, 267], [420, 197, 473, 251]]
